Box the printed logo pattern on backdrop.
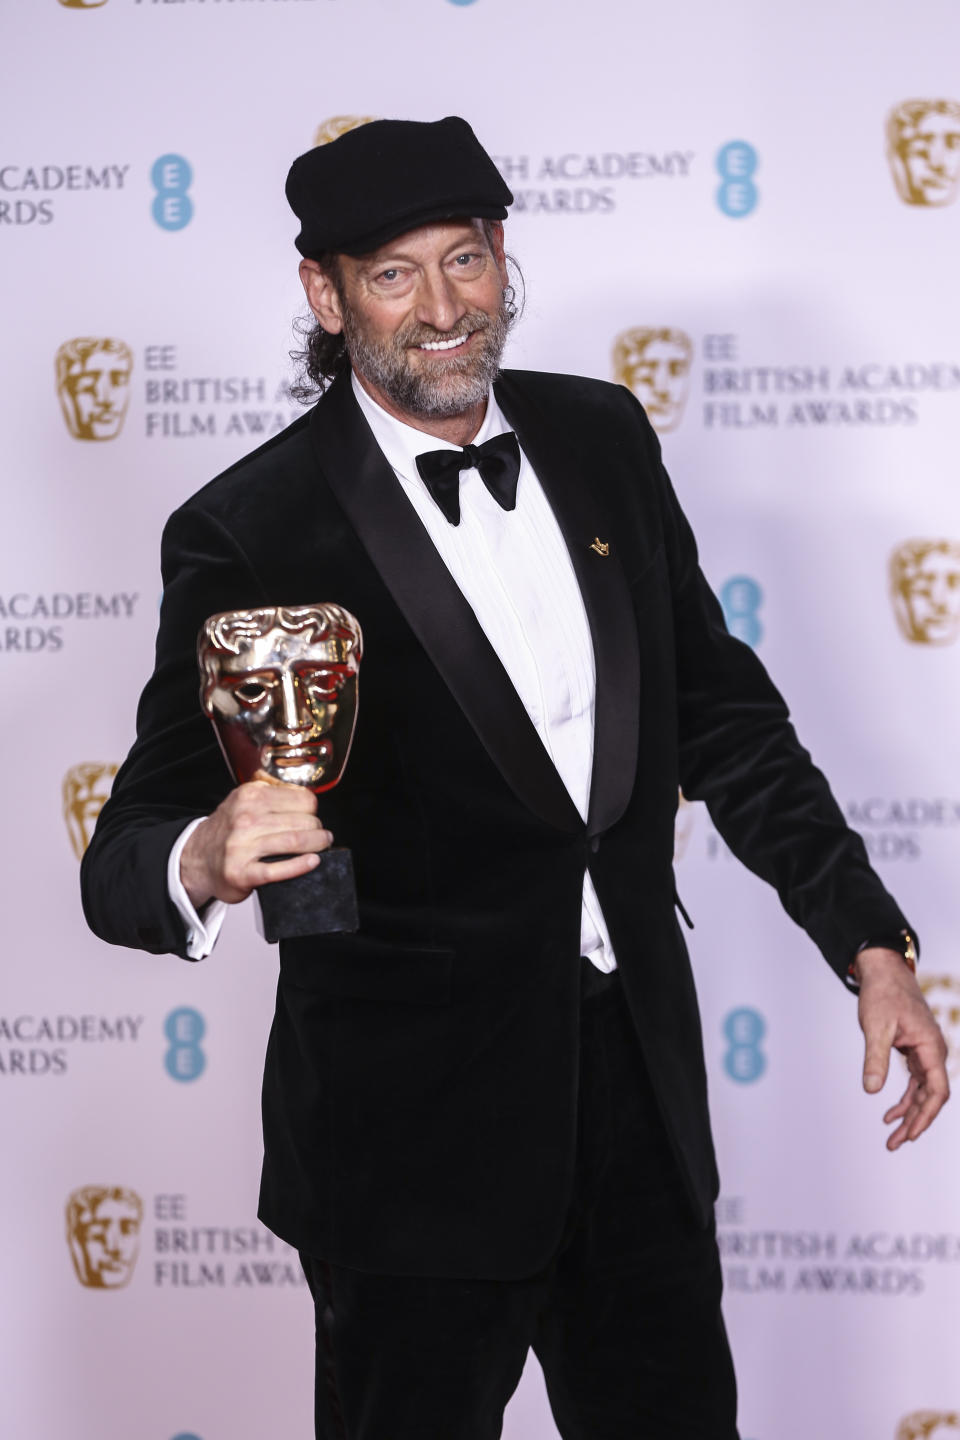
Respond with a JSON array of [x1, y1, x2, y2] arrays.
[[720, 577, 764, 648], [151, 154, 193, 231], [896, 1414, 960, 1440], [56, 339, 133, 440], [313, 116, 378, 147], [889, 540, 960, 645], [722, 1008, 768, 1084], [715, 141, 759, 218], [887, 102, 960, 207], [611, 327, 693, 432], [164, 1008, 207, 1082], [63, 763, 119, 859], [66, 1186, 144, 1289], [917, 976, 960, 1079]]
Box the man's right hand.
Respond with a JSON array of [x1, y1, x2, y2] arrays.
[[180, 776, 334, 909]]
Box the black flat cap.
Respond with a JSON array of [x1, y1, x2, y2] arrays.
[[285, 116, 513, 259]]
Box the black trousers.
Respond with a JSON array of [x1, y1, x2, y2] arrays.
[[300, 962, 738, 1440]]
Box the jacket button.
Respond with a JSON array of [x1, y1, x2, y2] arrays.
[[589, 837, 600, 854]]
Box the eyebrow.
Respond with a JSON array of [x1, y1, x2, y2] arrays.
[[359, 230, 488, 274]]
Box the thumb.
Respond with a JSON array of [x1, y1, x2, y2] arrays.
[[862, 1023, 894, 1094]]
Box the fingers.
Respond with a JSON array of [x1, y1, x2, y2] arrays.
[[882, 1045, 950, 1151], [181, 781, 335, 907], [221, 818, 334, 897], [861, 1020, 895, 1094], [245, 849, 327, 888]]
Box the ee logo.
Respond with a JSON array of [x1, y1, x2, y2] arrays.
[[723, 1008, 767, 1083], [171, 1435, 203, 1440], [164, 1008, 206, 1082], [720, 576, 763, 648], [151, 154, 193, 231], [716, 141, 759, 218]]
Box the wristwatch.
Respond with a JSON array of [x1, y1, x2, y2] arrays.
[[850, 929, 918, 978]]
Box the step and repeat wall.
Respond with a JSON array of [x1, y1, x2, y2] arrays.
[[2, 2, 958, 1437]]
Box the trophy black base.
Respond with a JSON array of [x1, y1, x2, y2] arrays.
[[255, 848, 358, 943]]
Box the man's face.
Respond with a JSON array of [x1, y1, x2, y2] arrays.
[[311, 219, 510, 424], [894, 545, 960, 644], [894, 108, 960, 205], [69, 1196, 141, 1288], [205, 624, 359, 792], [57, 342, 132, 439], [615, 332, 692, 432]]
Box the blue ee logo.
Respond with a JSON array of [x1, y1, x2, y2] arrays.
[[151, 154, 193, 231], [164, 1008, 206, 1082], [716, 141, 759, 218], [723, 1008, 767, 1083], [720, 575, 763, 648], [171, 1434, 203, 1440]]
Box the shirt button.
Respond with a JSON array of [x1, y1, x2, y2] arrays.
[[589, 837, 600, 854]]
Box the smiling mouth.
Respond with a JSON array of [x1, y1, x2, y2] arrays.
[[416, 331, 473, 353]]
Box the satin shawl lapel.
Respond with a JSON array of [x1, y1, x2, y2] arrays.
[[495, 375, 641, 838], [310, 376, 582, 835]]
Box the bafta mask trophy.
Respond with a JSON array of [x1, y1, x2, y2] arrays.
[[198, 603, 363, 941]]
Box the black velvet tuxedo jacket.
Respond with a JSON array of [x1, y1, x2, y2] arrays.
[[82, 368, 910, 1279]]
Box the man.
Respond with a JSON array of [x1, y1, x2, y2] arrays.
[[82, 117, 948, 1439]]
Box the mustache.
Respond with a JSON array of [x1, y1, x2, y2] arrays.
[[399, 310, 493, 349]]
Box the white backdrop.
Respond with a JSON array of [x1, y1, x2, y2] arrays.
[[2, 3, 959, 1438]]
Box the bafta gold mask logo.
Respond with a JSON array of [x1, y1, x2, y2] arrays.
[[63, 762, 119, 860], [66, 1186, 143, 1289], [314, 116, 379, 148], [918, 975, 960, 1079], [674, 790, 695, 861], [897, 1412, 960, 1440], [887, 100, 960, 206], [58, 0, 109, 7], [612, 327, 693, 433], [890, 540, 960, 645], [55, 338, 133, 441]]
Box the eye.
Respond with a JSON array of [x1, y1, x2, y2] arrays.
[[235, 681, 268, 705], [378, 268, 401, 283]]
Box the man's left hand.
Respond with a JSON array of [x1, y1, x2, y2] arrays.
[[855, 947, 950, 1150]]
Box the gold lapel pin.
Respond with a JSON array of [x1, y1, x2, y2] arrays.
[[589, 537, 610, 557]]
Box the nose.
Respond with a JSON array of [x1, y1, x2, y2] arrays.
[[94, 369, 112, 404], [276, 673, 310, 737], [416, 267, 465, 334]]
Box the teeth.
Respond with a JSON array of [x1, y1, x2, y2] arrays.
[[418, 333, 470, 352]]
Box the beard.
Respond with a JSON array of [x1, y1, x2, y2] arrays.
[[340, 298, 511, 420]]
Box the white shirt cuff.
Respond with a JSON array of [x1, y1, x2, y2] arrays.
[[167, 818, 228, 959]]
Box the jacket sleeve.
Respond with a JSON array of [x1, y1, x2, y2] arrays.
[[80, 503, 270, 958], [635, 404, 913, 986]]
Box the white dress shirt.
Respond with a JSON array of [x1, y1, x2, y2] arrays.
[[169, 377, 617, 972]]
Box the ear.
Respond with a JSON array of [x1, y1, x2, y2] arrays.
[[486, 221, 508, 289], [299, 258, 344, 334]]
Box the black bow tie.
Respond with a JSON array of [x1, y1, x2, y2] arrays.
[[415, 432, 521, 526]]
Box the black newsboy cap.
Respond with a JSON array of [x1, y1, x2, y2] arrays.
[[285, 116, 513, 259]]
